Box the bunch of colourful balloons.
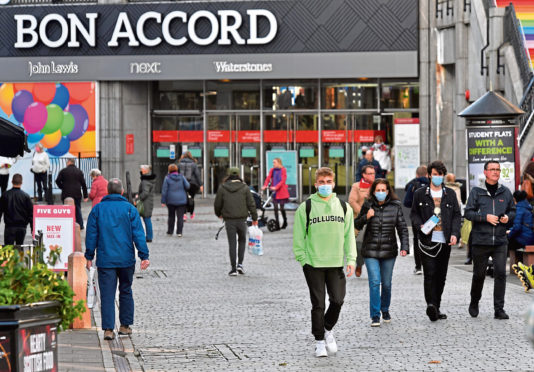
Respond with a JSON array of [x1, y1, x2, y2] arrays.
[[0, 82, 95, 156]]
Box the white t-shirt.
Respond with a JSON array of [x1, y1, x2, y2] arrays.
[[430, 188, 446, 243]]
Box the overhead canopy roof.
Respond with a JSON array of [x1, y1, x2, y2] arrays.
[[0, 118, 29, 157], [459, 91, 524, 120]]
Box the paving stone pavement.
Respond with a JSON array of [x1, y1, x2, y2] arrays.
[[123, 199, 534, 372]]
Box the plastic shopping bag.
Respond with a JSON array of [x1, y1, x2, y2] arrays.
[[248, 225, 264, 256], [86, 267, 96, 309]]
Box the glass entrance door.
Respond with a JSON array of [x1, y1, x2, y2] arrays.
[[207, 114, 260, 193]]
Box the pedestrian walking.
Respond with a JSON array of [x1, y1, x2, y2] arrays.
[[178, 151, 203, 220], [355, 178, 409, 327], [293, 167, 355, 357], [465, 160, 516, 320], [31, 144, 50, 202], [161, 163, 189, 237], [88, 169, 108, 207], [214, 167, 258, 276], [355, 150, 382, 182], [85, 178, 150, 341], [507, 190, 534, 263], [262, 157, 290, 230], [137, 165, 156, 243], [444, 173, 463, 209], [403, 165, 430, 275], [410, 161, 461, 321], [348, 164, 376, 277], [0, 156, 18, 196], [371, 135, 391, 178], [0, 174, 33, 245], [55, 159, 88, 229]]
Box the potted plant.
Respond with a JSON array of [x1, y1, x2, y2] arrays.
[[0, 243, 86, 372]]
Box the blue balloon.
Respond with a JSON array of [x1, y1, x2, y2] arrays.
[[47, 136, 70, 157], [12, 90, 34, 123], [27, 132, 44, 143], [51, 84, 70, 109]]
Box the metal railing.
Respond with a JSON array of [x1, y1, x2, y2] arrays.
[[518, 77, 534, 146], [504, 4, 534, 90]]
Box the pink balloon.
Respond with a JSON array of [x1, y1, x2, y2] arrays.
[[23, 102, 48, 134]]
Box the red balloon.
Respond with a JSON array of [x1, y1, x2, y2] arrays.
[[33, 83, 56, 104], [14, 83, 34, 93], [63, 82, 95, 104], [80, 94, 96, 131]]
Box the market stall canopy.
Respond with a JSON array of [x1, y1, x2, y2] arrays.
[[459, 91, 524, 122], [0, 117, 30, 157]]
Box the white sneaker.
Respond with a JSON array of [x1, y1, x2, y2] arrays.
[[324, 330, 337, 354], [315, 340, 327, 357]]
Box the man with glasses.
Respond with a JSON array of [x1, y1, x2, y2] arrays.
[[349, 164, 376, 276], [465, 161, 515, 320]]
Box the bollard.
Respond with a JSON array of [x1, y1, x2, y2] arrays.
[[68, 252, 91, 329]]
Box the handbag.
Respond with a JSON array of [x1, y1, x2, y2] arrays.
[[136, 199, 145, 216], [187, 193, 194, 208]]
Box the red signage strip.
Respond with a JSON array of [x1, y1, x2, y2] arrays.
[[208, 130, 231, 142], [295, 130, 318, 143], [179, 130, 203, 142], [264, 130, 288, 143], [353, 130, 386, 143], [153, 130, 178, 142], [394, 118, 420, 124], [322, 130, 347, 143], [126, 134, 134, 154], [238, 130, 261, 143]]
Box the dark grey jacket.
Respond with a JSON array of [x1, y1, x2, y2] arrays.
[[214, 179, 258, 221], [465, 183, 516, 246], [178, 158, 202, 187], [138, 173, 156, 218], [355, 197, 409, 259]]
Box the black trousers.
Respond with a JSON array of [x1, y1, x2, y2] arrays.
[[34, 172, 47, 200], [0, 174, 8, 196], [4, 226, 26, 245], [225, 219, 247, 269], [167, 205, 187, 234], [63, 197, 84, 229], [470, 244, 507, 311], [303, 264, 346, 341], [420, 243, 451, 310], [412, 224, 422, 270], [186, 183, 200, 214], [273, 200, 287, 227]]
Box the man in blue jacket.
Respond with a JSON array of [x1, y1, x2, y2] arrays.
[[85, 178, 150, 340], [465, 161, 515, 320]]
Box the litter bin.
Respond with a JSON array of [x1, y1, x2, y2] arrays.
[[0, 301, 60, 372]]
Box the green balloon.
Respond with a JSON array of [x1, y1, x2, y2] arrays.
[[60, 112, 75, 136], [41, 104, 64, 134]]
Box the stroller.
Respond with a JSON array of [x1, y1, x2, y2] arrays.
[[248, 187, 279, 232]]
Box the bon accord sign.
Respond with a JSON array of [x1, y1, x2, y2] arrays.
[[0, 0, 418, 81]]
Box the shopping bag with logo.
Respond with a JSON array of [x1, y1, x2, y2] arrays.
[[248, 225, 264, 256], [86, 266, 96, 309]]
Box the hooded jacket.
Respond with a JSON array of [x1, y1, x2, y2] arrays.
[[465, 183, 516, 246], [88, 175, 108, 207], [214, 178, 258, 220], [293, 193, 356, 268], [355, 196, 409, 259], [85, 194, 149, 268], [31, 151, 50, 174], [138, 173, 157, 217], [507, 199, 534, 246], [161, 172, 189, 206], [178, 158, 202, 187]]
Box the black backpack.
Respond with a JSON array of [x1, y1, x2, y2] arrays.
[[403, 179, 427, 208], [305, 197, 347, 236]]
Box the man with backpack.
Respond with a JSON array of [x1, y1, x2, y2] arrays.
[[293, 167, 356, 358], [403, 166, 430, 275]]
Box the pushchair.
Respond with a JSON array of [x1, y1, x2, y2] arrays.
[[248, 187, 279, 232]]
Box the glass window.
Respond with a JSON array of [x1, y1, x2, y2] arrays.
[[321, 80, 378, 109], [206, 80, 260, 110], [263, 80, 318, 110], [154, 81, 202, 110], [381, 81, 419, 109]]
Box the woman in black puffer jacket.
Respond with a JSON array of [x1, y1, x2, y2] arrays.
[[355, 179, 409, 327]]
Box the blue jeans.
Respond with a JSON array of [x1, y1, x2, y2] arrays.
[[364, 257, 396, 319], [143, 217, 153, 240], [98, 266, 135, 330]]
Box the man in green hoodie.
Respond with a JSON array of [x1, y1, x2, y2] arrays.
[[214, 167, 258, 276], [293, 167, 356, 358]]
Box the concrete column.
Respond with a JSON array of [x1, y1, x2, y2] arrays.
[[419, 0, 433, 164], [100, 81, 122, 179]]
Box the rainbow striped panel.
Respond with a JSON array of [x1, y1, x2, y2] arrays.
[[497, 0, 534, 68]]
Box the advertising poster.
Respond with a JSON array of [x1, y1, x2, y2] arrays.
[[18, 325, 58, 372], [266, 150, 297, 198], [33, 205, 75, 271], [0, 82, 97, 195], [0, 331, 12, 372], [466, 127, 516, 192], [394, 119, 420, 189]]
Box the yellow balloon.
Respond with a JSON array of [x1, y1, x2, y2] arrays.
[[69, 130, 96, 157], [0, 83, 14, 116], [41, 130, 62, 149]]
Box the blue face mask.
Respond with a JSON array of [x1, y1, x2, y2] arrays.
[[317, 184, 333, 197], [432, 176, 444, 187], [375, 191, 387, 202]]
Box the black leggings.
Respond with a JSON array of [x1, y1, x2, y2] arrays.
[[187, 184, 200, 214], [273, 200, 287, 227]]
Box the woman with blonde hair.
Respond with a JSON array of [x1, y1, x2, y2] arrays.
[[262, 157, 290, 230]]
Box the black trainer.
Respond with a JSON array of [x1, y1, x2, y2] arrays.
[[438, 312, 447, 320], [494, 309, 509, 320], [228, 269, 238, 276], [469, 302, 479, 318], [426, 304, 439, 321], [382, 311, 391, 323], [237, 265, 245, 275]]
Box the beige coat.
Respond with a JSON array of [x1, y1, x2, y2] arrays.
[[348, 181, 371, 236]]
